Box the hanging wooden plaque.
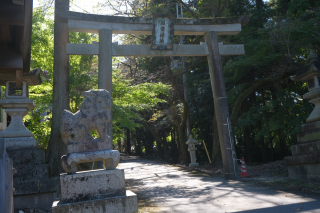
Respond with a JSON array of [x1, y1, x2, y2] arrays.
[[151, 14, 175, 50]]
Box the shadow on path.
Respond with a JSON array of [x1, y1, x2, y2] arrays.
[[119, 155, 320, 213]]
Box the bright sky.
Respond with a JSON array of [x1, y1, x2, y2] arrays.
[[33, 0, 115, 15]]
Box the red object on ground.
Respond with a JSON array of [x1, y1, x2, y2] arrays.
[[241, 157, 248, 177]]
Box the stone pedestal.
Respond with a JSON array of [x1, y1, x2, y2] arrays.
[[6, 146, 57, 210], [53, 190, 137, 213], [55, 89, 138, 212], [52, 169, 138, 213], [0, 97, 57, 210], [284, 121, 320, 183]]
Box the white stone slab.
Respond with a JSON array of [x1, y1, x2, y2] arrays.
[[60, 169, 126, 204], [52, 190, 138, 213]]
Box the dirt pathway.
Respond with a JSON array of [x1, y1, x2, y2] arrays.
[[118, 155, 320, 213]]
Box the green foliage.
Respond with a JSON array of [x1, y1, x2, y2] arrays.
[[112, 70, 170, 142]]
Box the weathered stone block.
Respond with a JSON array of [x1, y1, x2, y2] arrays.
[[284, 153, 320, 165], [297, 129, 320, 144], [3, 137, 39, 151], [52, 190, 138, 213], [13, 164, 49, 181], [7, 149, 44, 165], [291, 141, 320, 156], [67, 140, 112, 153], [61, 149, 120, 174], [14, 192, 55, 210], [13, 179, 57, 195], [60, 169, 125, 204], [288, 164, 320, 183], [301, 121, 320, 132]]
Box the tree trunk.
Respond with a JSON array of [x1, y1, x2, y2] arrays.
[[143, 121, 170, 161], [177, 126, 190, 164], [126, 128, 131, 155], [117, 138, 121, 152], [244, 128, 252, 163], [278, 131, 288, 158], [46, 0, 69, 177], [258, 122, 266, 163], [269, 136, 274, 161], [136, 129, 142, 156], [155, 140, 163, 159], [177, 128, 181, 163]]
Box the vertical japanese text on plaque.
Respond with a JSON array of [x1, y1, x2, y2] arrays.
[[151, 14, 174, 50]]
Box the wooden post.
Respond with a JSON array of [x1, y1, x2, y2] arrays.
[[0, 139, 15, 213], [204, 31, 239, 180], [23, 0, 33, 75], [47, 0, 69, 176], [16, 70, 23, 87]]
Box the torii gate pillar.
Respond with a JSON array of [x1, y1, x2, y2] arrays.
[[98, 29, 113, 140], [205, 31, 239, 180]]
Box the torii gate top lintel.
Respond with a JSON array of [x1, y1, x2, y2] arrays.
[[57, 10, 250, 35]]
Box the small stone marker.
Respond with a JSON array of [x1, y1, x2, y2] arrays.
[[186, 137, 199, 167]]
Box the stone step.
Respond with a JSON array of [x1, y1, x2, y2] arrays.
[[288, 164, 320, 183], [60, 169, 126, 204], [291, 141, 320, 156], [296, 129, 320, 144], [301, 121, 320, 132], [7, 149, 45, 165], [13, 164, 49, 181], [13, 178, 57, 195], [284, 153, 320, 165]]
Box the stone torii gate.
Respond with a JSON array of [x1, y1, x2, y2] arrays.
[[54, 0, 249, 180]]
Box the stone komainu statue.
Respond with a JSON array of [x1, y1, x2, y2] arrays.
[[60, 89, 119, 174], [60, 89, 112, 146]]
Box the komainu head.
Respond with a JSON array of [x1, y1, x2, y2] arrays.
[[60, 89, 112, 145]]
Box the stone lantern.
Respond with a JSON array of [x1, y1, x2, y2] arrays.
[[290, 51, 320, 123], [0, 69, 58, 210], [0, 80, 37, 149], [284, 51, 320, 183], [186, 137, 199, 167]]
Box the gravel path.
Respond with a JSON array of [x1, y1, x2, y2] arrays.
[[118, 155, 320, 213]]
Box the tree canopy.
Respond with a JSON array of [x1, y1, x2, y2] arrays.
[[21, 0, 320, 172]]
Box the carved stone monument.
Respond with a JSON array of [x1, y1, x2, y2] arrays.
[[284, 52, 320, 183], [52, 89, 138, 213]]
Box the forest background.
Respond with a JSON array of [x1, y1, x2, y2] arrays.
[[14, 0, 320, 173]]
